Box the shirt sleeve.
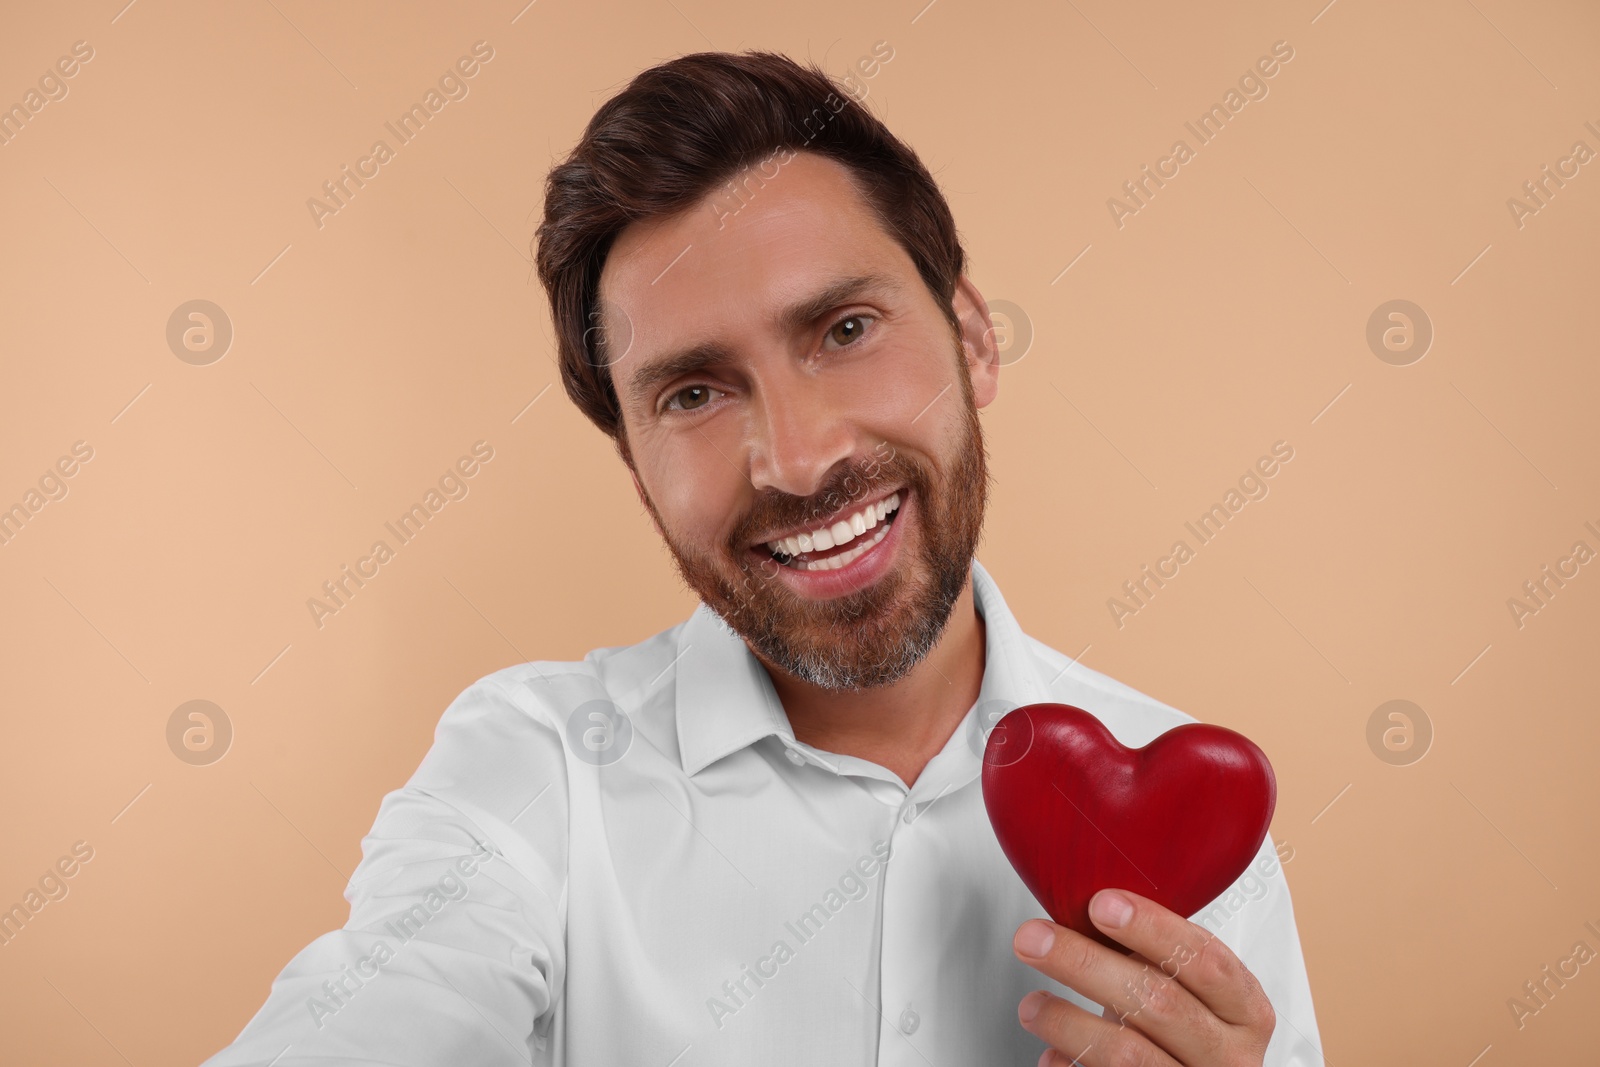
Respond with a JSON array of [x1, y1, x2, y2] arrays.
[[1202, 834, 1324, 1066], [200, 673, 570, 1066]]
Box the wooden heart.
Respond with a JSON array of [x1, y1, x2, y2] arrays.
[[981, 703, 1276, 950]]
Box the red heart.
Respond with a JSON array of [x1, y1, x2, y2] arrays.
[[982, 703, 1276, 951]]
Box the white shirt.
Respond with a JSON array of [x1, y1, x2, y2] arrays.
[[203, 559, 1323, 1065]]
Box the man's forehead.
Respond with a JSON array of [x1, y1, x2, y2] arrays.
[[598, 153, 899, 324]]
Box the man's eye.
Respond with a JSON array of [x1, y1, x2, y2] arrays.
[[825, 314, 874, 349], [665, 384, 720, 412]]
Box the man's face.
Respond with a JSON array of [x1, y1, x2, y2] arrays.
[[599, 151, 999, 690]]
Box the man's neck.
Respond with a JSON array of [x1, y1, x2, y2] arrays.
[[760, 575, 987, 790]]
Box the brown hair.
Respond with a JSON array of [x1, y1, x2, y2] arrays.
[[533, 50, 967, 456]]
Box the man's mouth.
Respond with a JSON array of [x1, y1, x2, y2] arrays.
[[756, 490, 904, 572]]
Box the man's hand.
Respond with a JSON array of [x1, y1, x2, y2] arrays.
[[1011, 888, 1275, 1066]]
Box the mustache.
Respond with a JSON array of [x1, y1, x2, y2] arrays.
[[732, 451, 917, 547]]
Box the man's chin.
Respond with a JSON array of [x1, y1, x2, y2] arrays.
[[714, 560, 954, 691]]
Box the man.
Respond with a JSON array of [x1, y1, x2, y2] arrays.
[[204, 51, 1322, 1066]]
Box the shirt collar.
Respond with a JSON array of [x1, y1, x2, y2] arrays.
[[673, 558, 1050, 779]]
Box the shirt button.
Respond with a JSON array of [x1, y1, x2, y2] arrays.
[[785, 748, 806, 766], [898, 1007, 920, 1034], [902, 803, 918, 824]]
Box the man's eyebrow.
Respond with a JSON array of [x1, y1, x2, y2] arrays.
[[774, 272, 904, 336], [623, 341, 735, 410], [622, 272, 905, 410]]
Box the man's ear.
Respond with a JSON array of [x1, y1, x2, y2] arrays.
[[951, 275, 1000, 409]]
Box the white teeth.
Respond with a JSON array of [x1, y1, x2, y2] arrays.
[[793, 518, 891, 570], [765, 491, 902, 557]]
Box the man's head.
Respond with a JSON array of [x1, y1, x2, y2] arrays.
[[535, 51, 1001, 690]]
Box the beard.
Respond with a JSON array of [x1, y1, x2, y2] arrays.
[[637, 353, 991, 691]]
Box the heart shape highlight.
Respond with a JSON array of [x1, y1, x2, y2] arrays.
[[982, 703, 1276, 951]]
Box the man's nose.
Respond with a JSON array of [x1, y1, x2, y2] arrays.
[[746, 373, 858, 499]]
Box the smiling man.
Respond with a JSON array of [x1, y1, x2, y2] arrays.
[[203, 51, 1322, 1067]]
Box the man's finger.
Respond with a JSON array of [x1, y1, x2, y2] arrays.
[[1014, 918, 1224, 1062], [1086, 888, 1276, 1032], [1019, 989, 1182, 1067]]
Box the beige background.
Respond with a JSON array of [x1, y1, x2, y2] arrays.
[[2, 0, 1597, 1062]]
